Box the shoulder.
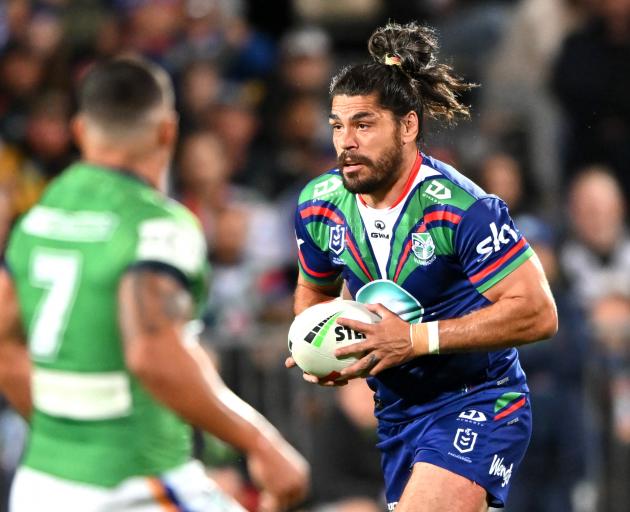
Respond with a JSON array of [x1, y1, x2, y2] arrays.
[[297, 168, 347, 207], [420, 155, 488, 210], [126, 195, 206, 277], [417, 154, 497, 215]]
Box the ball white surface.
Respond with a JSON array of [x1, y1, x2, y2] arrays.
[[288, 300, 380, 378]]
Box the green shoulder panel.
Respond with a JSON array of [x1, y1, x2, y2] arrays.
[[298, 170, 344, 205], [418, 177, 477, 210]]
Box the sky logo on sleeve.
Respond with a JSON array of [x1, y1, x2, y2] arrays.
[[476, 222, 518, 261]]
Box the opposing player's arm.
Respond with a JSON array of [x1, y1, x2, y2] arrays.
[[119, 267, 309, 508], [0, 267, 32, 419]]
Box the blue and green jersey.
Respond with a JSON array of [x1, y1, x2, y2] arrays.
[[295, 153, 533, 421]]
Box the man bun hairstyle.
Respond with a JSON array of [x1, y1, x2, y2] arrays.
[[330, 21, 475, 132]]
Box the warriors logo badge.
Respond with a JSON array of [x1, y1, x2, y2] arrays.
[[411, 232, 436, 266]]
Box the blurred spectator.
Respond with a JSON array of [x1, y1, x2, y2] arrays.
[[165, 0, 275, 81], [266, 93, 335, 199], [0, 402, 27, 512], [175, 130, 289, 337], [0, 0, 31, 51], [482, 0, 585, 211], [277, 26, 332, 95], [552, 0, 630, 198], [307, 380, 383, 512], [119, 0, 184, 64], [561, 166, 630, 305], [22, 90, 74, 179], [589, 294, 630, 511], [292, 0, 383, 46], [26, 6, 64, 60], [207, 202, 288, 339], [477, 152, 530, 216], [177, 59, 222, 133], [206, 81, 276, 194], [261, 26, 335, 197], [177, 130, 230, 243], [261, 26, 333, 155], [0, 44, 46, 145], [508, 215, 591, 512], [0, 140, 46, 251]]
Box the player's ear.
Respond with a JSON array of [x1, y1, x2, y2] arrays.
[[157, 112, 179, 149], [400, 111, 419, 145], [70, 114, 86, 150]]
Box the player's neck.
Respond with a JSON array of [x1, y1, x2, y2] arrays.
[[81, 146, 167, 191], [360, 145, 419, 209]]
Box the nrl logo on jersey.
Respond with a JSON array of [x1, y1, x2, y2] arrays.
[[329, 224, 346, 255], [453, 428, 478, 454], [411, 232, 436, 266]]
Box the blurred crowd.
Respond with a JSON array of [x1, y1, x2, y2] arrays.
[[0, 0, 629, 511]]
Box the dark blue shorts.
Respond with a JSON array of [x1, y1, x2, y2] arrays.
[[377, 387, 532, 509]]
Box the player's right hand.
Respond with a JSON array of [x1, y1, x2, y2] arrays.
[[247, 430, 310, 511], [284, 356, 349, 387]]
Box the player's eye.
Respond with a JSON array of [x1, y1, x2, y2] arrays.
[[330, 124, 343, 131], [358, 123, 370, 130]]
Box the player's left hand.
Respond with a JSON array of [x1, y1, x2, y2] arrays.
[[335, 303, 414, 377]]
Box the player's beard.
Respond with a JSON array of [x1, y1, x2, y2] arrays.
[[338, 131, 404, 195]]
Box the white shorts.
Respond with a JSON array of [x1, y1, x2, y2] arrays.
[[10, 459, 246, 512]]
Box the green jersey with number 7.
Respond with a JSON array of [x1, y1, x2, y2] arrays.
[[5, 161, 208, 487]]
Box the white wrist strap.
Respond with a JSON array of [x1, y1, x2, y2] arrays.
[[409, 321, 440, 356], [427, 320, 440, 355]]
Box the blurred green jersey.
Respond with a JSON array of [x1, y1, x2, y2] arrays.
[[5, 162, 209, 487]]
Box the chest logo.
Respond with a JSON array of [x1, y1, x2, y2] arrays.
[[425, 180, 452, 201], [329, 224, 346, 255], [411, 232, 436, 266], [374, 220, 386, 230]]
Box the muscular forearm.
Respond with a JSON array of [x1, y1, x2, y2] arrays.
[[294, 279, 341, 315], [129, 331, 275, 454], [436, 294, 557, 354]]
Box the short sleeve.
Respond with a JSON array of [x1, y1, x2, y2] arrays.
[[454, 197, 533, 294], [294, 208, 341, 286], [131, 215, 209, 311], [135, 217, 206, 276]]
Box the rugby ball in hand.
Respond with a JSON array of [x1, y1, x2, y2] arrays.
[[288, 300, 380, 379]]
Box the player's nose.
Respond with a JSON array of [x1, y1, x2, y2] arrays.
[[340, 128, 359, 151]]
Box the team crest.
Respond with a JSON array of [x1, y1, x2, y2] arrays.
[[329, 224, 346, 255], [411, 232, 436, 266]]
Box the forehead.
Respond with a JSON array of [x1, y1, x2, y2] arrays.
[[330, 93, 388, 119]]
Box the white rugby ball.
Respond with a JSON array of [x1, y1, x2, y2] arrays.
[[288, 300, 380, 379]]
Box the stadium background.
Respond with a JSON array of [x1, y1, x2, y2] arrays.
[[0, 0, 629, 510]]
